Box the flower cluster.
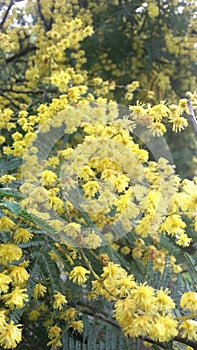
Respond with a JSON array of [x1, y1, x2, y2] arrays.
[[0, 1, 196, 349]]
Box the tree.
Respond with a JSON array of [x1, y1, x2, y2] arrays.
[[0, 1, 197, 349]]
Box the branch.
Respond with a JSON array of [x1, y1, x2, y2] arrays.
[[0, 0, 14, 29], [187, 100, 197, 135], [174, 336, 197, 349], [6, 44, 36, 63], [36, 0, 50, 30]]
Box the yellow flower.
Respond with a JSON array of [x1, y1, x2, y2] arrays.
[[101, 262, 127, 280], [48, 325, 61, 339], [148, 3, 159, 18], [13, 228, 33, 243], [0, 273, 12, 293], [131, 284, 155, 311], [149, 100, 170, 121], [149, 315, 178, 342], [83, 180, 99, 197], [83, 232, 102, 249], [60, 308, 76, 320], [70, 320, 83, 333], [3, 287, 28, 309], [155, 289, 175, 311], [28, 309, 40, 321], [77, 165, 95, 181], [0, 136, 5, 144], [126, 81, 140, 92], [180, 292, 197, 313], [120, 246, 131, 255], [33, 283, 47, 298], [0, 321, 22, 349], [9, 266, 29, 286], [41, 170, 57, 187], [176, 234, 192, 247], [117, 276, 137, 297], [114, 297, 137, 325], [0, 244, 22, 264], [0, 217, 15, 231], [69, 266, 90, 285], [178, 98, 188, 111], [53, 292, 67, 310], [63, 222, 81, 238], [113, 174, 130, 193], [0, 175, 16, 183], [148, 121, 166, 136], [179, 319, 197, 341], [170, 116, 188, 132], [125, 314, 153, 337]]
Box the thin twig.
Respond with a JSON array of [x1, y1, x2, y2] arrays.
[[0, 0, 14, 29]]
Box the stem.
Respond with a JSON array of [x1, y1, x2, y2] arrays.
[[79, 248, 100, 281], [187, 100, 197, 135], [79, 248, 116, 298], [176, 313, 197, 321]]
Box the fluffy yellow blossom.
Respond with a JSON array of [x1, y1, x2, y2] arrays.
[[0, 273, 12, 293], [160, 214, 186, 236], [28, 309, 40, 321], [114, 297, 138, 324], [9, 266, 29, 286], [63, 222, 81, 238], [41, 170, 57, 187], [70, 320, 83, 333], [149, 315, 178, 342], [155, 289, 175, 311], [0, 175, 16, 183], [48, 325, 62, 339], [60, 308, 76, 320], [3, 287, 28, 309], [113, 174, 130, 192], [149, 101, 170, 122], [170, 116, 188, 132], [0, 217, 15, 231], [176, 234, 192, 247], [77, 165, 95, 181], [131, 284, 155, 311], [179, 319, 197, 341], [148, 121, 166, 136], [101, 262, 127, 280], [83, 180, 99, 197], [180, 292, 197, 312], [0, 244, 22, 264], [53, 292, 67, 310], [0, 321, 22, 349], [83, 232, 102, 249], [13, 228, 33, 243], [124, 314, 153, 337], [120, 246, 131, 255], [148, 3, 159, 18], [69, 266, 90, 285], [0, 136, 5, 144], [33, 283, 47, 298]]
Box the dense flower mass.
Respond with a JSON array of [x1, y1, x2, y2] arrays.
[[0, 0, 196, 349]]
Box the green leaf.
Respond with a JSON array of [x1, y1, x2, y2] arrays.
[[41, 252, 63, 293], [0, 156, 22, 172], [0, 188, 24, 198]]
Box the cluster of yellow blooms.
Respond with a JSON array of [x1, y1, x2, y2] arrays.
[[91, 262, 197, 342], [0, 96, 197, 347], [0, 0, 197, 349]]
